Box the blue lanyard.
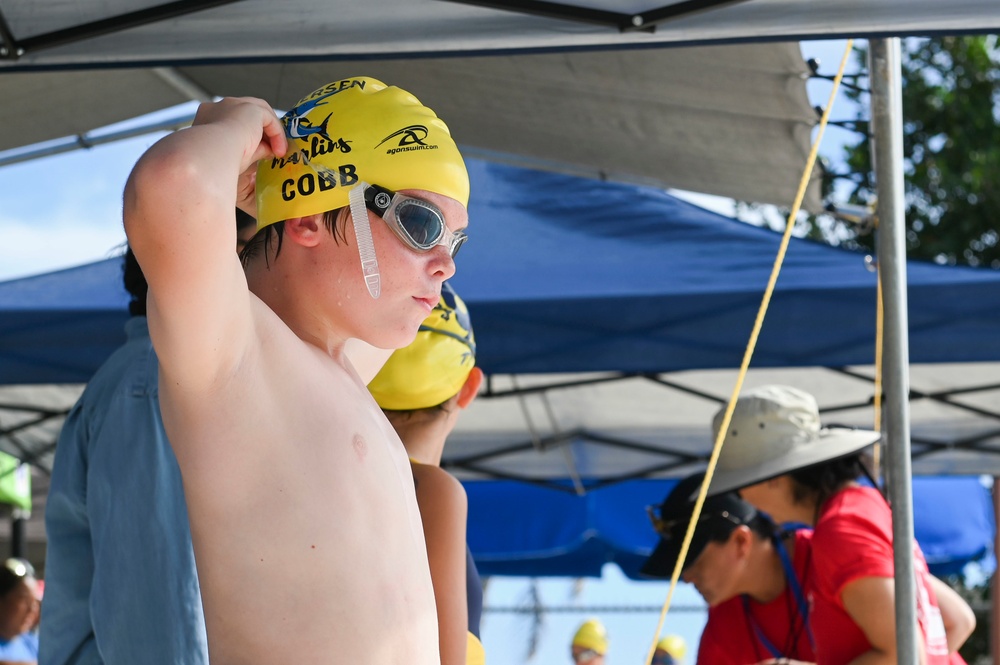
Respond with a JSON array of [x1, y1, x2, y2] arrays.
[[741, 533, 815, 659]]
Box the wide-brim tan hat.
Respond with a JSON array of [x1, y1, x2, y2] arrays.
[[707, 385, 880, 495]]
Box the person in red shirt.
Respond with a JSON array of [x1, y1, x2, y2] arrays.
[[707, 385, 975, 665], [642, 473, 816, 664]]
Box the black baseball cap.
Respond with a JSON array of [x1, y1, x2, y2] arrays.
[[640, 473, 758, 579]]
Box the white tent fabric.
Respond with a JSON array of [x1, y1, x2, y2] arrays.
[[4, 0, 998, 212], [445, 364, 1000, 485], [6, 361, 999, 481], [3, 0, 999, 66], [3, 360, 998, 566], [0, 43, 822, 210]]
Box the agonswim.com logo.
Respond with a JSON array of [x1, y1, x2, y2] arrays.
[[376, 125, 440, 155]]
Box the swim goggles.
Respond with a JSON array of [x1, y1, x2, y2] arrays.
[[363, 183, 467, 257], [572, 649, 601, 663], [348, 182, 467, 300]]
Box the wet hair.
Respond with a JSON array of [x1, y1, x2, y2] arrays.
[[240, 208, 348, 268], [235, 208, 256, 235], [787, 450, 875, 507]]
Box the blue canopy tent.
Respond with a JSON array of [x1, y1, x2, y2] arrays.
[[5, 158, 1000, 384], [0, 157, 998, 576], [452, 160, 1000, 374], [465, 477, 996, 580]]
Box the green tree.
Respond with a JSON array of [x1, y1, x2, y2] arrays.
[[831, 36, 1000, 268]]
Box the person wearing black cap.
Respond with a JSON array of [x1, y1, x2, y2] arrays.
[[707, 385, 974, 665], [643, 473, 815, 665]]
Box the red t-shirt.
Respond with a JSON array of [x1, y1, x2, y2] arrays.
[[696, 530, 816, 665], [810, 486, 950, 665]]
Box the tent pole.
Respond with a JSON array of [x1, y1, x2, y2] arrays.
[[869, 37, 919, 665]]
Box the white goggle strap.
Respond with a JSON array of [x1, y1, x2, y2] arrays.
[[349, 182, 380, 299]]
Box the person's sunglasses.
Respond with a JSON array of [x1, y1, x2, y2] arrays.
[[363, 183, 467, 257], [651, 654, 678, 665], [645, 505, 745, 539]]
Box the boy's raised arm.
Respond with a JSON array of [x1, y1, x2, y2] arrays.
[[123, 97, 286, 388]]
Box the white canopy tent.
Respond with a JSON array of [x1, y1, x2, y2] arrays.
[[2, 0, 998, 64], [3, 1, 999, 659], [1, 0, 999, 211], [0, 44, 823, 209]]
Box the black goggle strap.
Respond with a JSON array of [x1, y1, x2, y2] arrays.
[[350, 183, 381, 298], [363, 183, 395, 217]]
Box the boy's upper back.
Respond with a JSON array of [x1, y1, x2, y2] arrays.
[[124, 77, 470, 664]]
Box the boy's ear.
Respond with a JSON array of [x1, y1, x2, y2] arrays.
[[283, 214, 324, 247], [456, 367, 484, 409]]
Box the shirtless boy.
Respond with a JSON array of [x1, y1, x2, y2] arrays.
[[123, 78, 469, 664]]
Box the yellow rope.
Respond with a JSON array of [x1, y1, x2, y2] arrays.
[[643, 38, 856, 665]]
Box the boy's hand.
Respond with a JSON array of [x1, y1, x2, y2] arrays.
[[193, 97, 288, 173], [236, 165, 257, 219]]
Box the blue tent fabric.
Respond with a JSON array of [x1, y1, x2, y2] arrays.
[[0, 258, 128, 384], [1, 158, 997, 578], [451, 159, 1000, 374], [4, 157, 1000, 383], [466, 477, 996, 579], [913, 477, 996, 576]]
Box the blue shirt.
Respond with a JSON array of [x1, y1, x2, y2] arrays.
[[40, 318, 208, 665], [0, 632, 38, 660]]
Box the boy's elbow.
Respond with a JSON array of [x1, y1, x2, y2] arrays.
[[124, 144, 202, 245]]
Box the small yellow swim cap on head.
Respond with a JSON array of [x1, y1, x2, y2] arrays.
[[367, 282, 476, 411], [656, 635, 687, 660], [256, 77, 469, 230], [572, 619, 608, 655]]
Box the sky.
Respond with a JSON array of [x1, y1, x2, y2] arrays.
[[0, 39, 861, 665]]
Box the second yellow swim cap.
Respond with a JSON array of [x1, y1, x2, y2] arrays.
[[368, 282, 476, 411], [656, 635, 687, 660], [256, 77, 469, 230], [572, 619, 609, 655]]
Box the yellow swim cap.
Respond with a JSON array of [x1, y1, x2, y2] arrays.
[[368, 282, 476, 410], [256, 77, 469, 230], [656, 635, 687, 660], [572, 619, 608, 655]]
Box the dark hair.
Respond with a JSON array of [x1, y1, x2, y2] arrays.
[[240, 209, 347, 268], [703, 512, 776, 547], [124, 245, 147, 316], [788, 450, 874, 507], [236, 208, 256, 234]]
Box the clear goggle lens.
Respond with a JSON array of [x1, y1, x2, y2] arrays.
[[365, 184, 467, 257]]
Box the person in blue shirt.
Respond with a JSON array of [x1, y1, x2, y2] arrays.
[[39, 212, 256, 665], [0, 558, 40, 664]]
